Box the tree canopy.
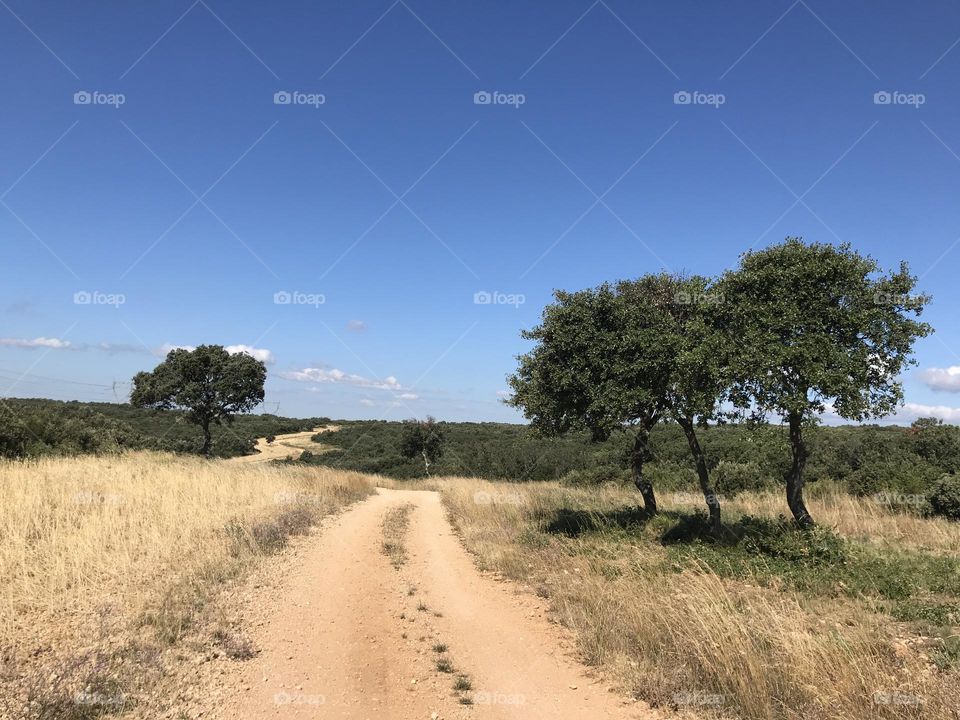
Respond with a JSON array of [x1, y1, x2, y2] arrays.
[[717, 239, 931, 524], [509, 238, 932, 527], [130, 345, 266, 455]]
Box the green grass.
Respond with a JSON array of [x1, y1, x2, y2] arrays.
[[538, 503, 960, 667]]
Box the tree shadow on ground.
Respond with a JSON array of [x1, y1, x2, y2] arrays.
[[658, 512, 785, 546], [540, 504, 823, 552], [540, 506, 682, 537]]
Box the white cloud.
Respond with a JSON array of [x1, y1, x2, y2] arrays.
[[398, 392, 419, 400], [918, 366, 960, 393], [897, 402, 960, 423], [280, 367, 402, 391], [157, 343, 194, 356], [359, 398, 375, 407], [224, 344, 275, 365], [0, 337, 73, 349], [156, 343, 274, 364], [346, 320, 367, 332]]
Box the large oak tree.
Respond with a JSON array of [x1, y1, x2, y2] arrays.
[[131, 345, 267, 456]]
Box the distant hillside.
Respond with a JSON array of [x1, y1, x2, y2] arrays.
[[0, 398, 330, 458]]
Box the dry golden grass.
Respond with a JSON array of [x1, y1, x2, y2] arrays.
[[436, 478, 960, 720], [381, 502, 415, 569], [729, 483, 960, 554], [0, 451, 374, 717]]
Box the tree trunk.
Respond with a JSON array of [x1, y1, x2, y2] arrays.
[[631, 428, 657, 514], [200, 420, 212, 457], [786, 412, 814, 527], [422, 449, 431, 477], [677, 415, 721, 535]]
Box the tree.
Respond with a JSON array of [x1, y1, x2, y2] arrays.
[[508, 284, 670, 514], [618, 274, 730, 533], [717, 238, 932, 526], [130, 345, 266, 456], [910, 417, 960, 474], [399, 416, 445, 476]]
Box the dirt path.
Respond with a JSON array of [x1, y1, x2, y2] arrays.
[[228, 426, 339, 464], [205, 488, 656, 720]]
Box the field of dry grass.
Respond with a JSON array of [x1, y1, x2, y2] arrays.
[[0, 451, 374, 719], [436, 479, 960, 720]]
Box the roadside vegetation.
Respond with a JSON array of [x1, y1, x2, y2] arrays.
[[306, 418, 960, 522], [0, 452, 374, 718], [0, 398, 329, 458], [438, 478, 960, 719], [509, 239, 932, 527]]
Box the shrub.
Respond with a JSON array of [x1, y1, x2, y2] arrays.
[[846, 458, 940, 497], [645, 462, 696, 490], [928, 474, 960, 521], [560, 466, 630, 486], [712, 460, 768, 496]]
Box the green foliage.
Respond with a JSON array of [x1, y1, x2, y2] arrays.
[[508, 282, 663, 441], [712, 460, 768, 496], [131, 345, 267, 455], [911, 417, 960, 472], [304, 420, 588, 480], [847, 458, 939, 497], [560, 466, 631, 486], [718, 238, 932, 422], [928, 474, 960, 521], [299, 418, 960, 500], [643, 461, 697, 490], [399, 416, 446, 476], [0, 399, 326, 459]]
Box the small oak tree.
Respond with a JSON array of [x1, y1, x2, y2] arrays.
[[717, 239, 931, 526], [399, 416, 445, 477], [131, 345, 266, 456], [508, 284, 670, 514], [618, 274, 730, 533]]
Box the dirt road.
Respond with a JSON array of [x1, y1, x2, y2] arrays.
[[228, 426, 339, 464], [208, 488, 655, 720]]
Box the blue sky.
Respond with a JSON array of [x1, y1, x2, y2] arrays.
[[2, 0, 960, 423]]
